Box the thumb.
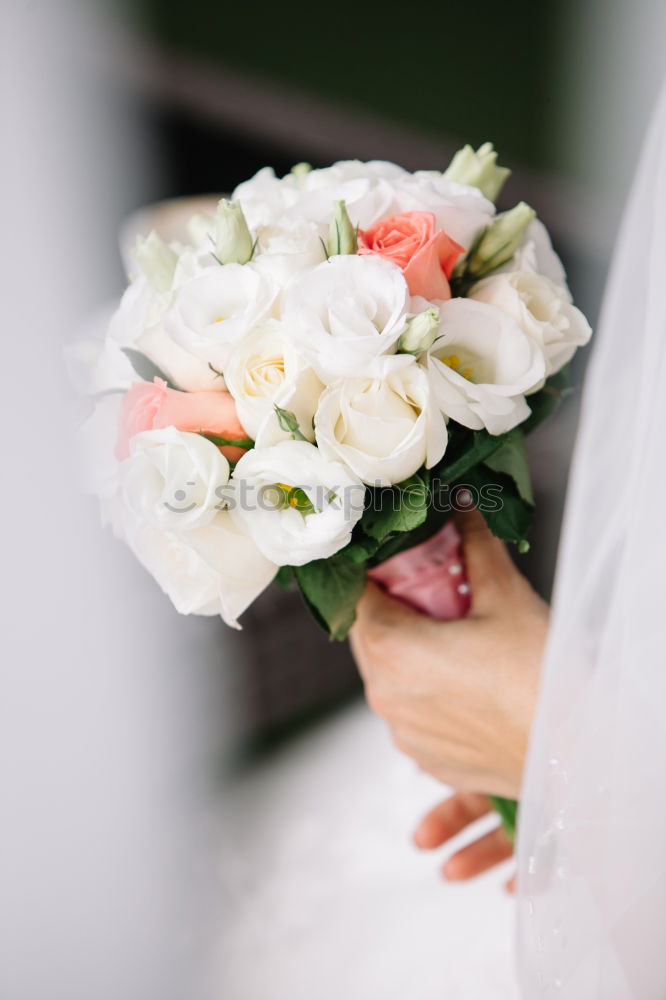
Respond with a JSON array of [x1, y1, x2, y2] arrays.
[[353, 578, 424, 635], [454, 509, 517, 615]]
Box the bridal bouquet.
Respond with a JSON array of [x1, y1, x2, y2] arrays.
[[79, 144, 590, 658]]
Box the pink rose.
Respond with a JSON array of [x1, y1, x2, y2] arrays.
[[116, 378, 249, 463], [359, 212, 464, 301], [368, 521, 471, 620]]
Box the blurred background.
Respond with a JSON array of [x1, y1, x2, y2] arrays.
[[2, 1, 664, 998]]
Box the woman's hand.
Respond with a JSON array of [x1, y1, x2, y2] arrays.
[[350, 511, 549, 799], [415, 793, 516, 892]]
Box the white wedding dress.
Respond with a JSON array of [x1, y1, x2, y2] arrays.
[[517, 83, 666, 997]]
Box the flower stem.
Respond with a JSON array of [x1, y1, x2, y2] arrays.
[[490, 794, 518, 841]]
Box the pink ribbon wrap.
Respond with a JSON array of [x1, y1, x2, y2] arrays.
[[368, 521, 471, 620]]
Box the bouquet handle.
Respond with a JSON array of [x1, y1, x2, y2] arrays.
[[368, 519, 518, 840]]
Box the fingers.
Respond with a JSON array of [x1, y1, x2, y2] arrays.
[[354, 579, 419, 632], [414, 793, 515, 885], [350, 580, 426, 684], [414, 793, 493, 850], [442, 826, 514, 881], [454, 509, 516, 615]]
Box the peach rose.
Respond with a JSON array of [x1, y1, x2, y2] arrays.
[[116, 378, 249, 463], [358, 211, 463, 301]]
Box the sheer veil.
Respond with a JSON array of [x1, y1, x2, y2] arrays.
[[517, 83, 666, 997]]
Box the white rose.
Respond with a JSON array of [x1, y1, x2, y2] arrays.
[[282, 254, 412, 383], [469, 268, 591, 376], [116, 502, 276, 626], [103, 245, 220, 393], [231, 440, 365, 566], [233, 162, 396, 231], [284, 161, 401, 229], [80, 279, 169, 394], [314, 361, 447, 486], [232, 166, 298, 229], [252, 219, 327, 287], [97, 235, 269, 395], [122, 427, 230, 531], [224, 320, 324, 441], [425, 298, 546, 435], [159, 264, 277, 387], [233, 161, 494, 251], [314, 163, 494, 249], [117, 428, 276, 625]]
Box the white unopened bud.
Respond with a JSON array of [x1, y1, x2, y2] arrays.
[[398, 308, 440, 355], [443, 142, 510, 202], [328, 200, 358, 256], [133, 231, 177, 292], [291, 162, 313, 177], [467, 202, 536, 278], [214, 198, 253, 264]]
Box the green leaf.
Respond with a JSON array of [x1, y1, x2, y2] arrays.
[[274, 405, 308, 441], [294, 557, 367, 641], [369, 510, 450, 566], [121, 348, 181, 390], [437, 428, 508, 483], [484, 429, 534, 505], [463, 465, 533, 543], [490, 795, 518, 840], [201, 432, 254, 450], [522, 366, 573, 435], [361, 472, 430, 542], [275, 565, 294, 589], [339, 532, 381, 564]]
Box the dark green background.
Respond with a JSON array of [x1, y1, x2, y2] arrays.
[[131, 0, 571, 174]]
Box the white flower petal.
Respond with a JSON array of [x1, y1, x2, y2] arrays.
[[224, 320, 323, 440], [122, 427, 230, 532], [282, 254, 410, 383], [315, 362, 447, 486], [426, 298, 546, 434], [163, 263, 277, 379], [117, 503, 276, 627], [231, 440, 365, 565], [469, 269, 591, 377]]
